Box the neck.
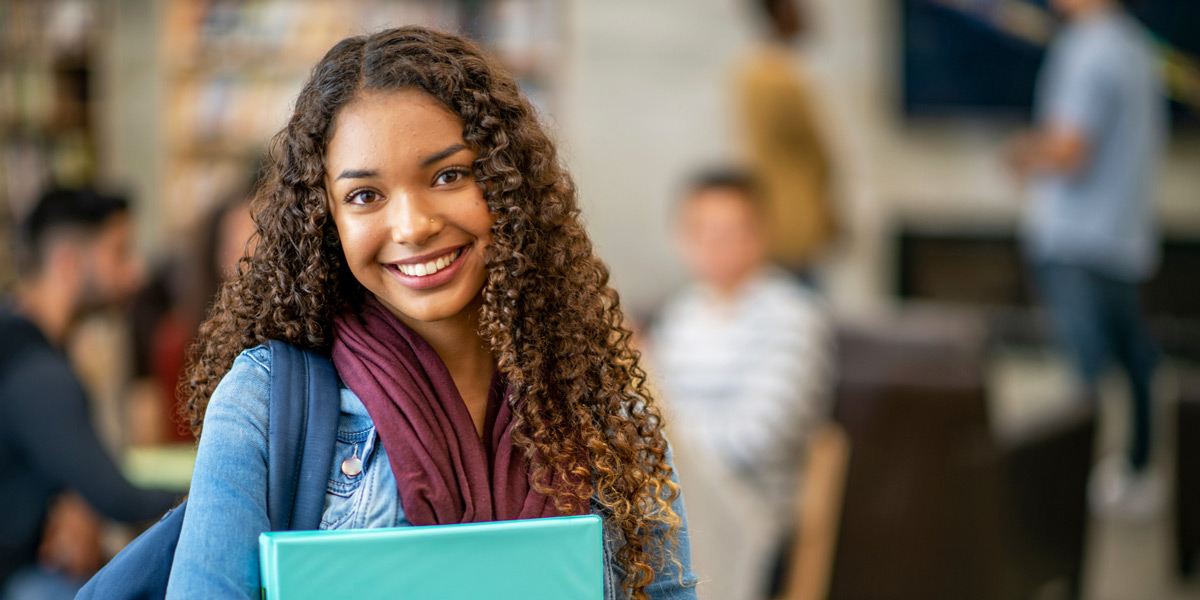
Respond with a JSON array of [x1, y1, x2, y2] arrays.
[[403, 299, 493, 377], [16, 275, 77, 345], [768, 31, 795, 47], [708, 267, 763, 303], [1071, 0, 1116, 21]]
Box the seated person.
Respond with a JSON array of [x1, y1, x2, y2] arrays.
[[128, 187, 257, 444], [649, 168, 833, 597], [1, 189, 179, 598]]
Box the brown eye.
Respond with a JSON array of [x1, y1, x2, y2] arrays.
[[434, 168, 469, 187], [346, 189, 381, 205]]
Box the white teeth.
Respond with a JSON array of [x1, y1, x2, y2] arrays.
[[397, 248, 461, 277]]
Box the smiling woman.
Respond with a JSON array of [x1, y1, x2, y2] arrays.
[[161, 26, 698, 600]]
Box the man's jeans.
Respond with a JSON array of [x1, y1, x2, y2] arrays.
[[1033, 262, 1158, 471], [1, 566, 84, 600]]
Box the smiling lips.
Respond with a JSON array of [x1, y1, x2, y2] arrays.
[[384, 246, 469, 290], [393, 247, 465, 277]]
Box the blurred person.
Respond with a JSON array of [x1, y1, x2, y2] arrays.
[[0, 189, 178, 599], [1005, 0, 1167, 517], [734, 0, 837, 276], [650, 169, 833, 598], [128, 187, 256, 444]]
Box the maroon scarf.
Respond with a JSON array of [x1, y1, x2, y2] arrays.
[[330, 296, 566, 525]]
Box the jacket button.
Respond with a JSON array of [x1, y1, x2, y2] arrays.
[[341, 456, 363, 477]]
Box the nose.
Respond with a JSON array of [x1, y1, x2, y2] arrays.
[[388, 190, 443, 246]]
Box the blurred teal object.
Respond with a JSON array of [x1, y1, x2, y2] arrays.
[[259, 515, 603, 600]]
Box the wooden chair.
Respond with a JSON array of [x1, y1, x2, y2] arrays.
[[775, 423, 850, 600]]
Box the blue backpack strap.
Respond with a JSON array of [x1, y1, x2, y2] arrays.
[[266, 340, 340, 531], [76, 342, 340, 598]]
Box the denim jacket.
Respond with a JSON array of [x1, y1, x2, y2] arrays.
[[166, 346, 698, 599]]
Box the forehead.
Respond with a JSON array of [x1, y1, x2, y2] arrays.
[[96, 213, 132, 242], [75, 214, 132, 256], [682, 187, 759, 224], [325, 89, 465, 170]]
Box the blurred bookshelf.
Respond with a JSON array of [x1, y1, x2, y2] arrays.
[[0, 0, 102, 290], [2, 0, 564, 284], [157, 0, 563, 237]]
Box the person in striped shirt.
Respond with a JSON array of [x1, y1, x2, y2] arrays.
[[649, 168, 833, 597]]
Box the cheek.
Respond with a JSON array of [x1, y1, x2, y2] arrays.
[[94, 250, 119, 280], [476, 224, 494, 248], [683, 240, 720, 272], [468, 199, 495, 240], [332, 218, 372, 261], [335, 225, 380, 290]]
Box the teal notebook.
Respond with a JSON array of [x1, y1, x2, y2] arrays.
[[259, 515, 603, 600]]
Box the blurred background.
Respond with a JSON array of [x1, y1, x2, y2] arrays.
[[2, 0, 1199, 599]]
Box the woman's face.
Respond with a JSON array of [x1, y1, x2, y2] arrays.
[[324, 88, 493, 326]]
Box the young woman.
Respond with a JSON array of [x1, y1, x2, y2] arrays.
[[164, 26, 696, 600]]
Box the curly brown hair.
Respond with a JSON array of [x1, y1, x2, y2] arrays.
[[181, 26, 683, 598]]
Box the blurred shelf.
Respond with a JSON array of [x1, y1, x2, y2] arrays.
[[1, 0, 101, 283]]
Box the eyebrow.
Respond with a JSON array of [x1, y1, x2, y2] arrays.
[[335, 169, 379, 181], [333, 143, 469, 181], [420, 143, 469, 167]]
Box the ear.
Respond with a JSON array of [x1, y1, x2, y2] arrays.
[[46, 238, 83, 275]]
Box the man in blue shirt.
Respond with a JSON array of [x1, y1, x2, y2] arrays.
[[1006, 0, 1167, 517]]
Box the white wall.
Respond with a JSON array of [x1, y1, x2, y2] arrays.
[[562, 0, 1200, 318], [560, 0, 753, 317]]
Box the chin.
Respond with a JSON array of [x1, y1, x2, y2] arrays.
[[375, 289, 483, 326]]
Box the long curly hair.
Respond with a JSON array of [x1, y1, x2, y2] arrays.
[[181, 26, 682, 598]]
